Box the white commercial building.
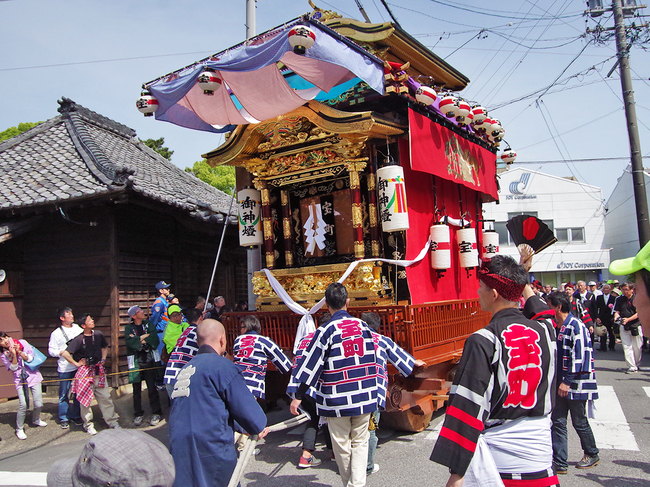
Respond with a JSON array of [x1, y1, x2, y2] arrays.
[[603, 164, 650, 278], [483, 168, 610, 287]]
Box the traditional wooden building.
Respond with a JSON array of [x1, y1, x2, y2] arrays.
[[0, 97, 244, 393]]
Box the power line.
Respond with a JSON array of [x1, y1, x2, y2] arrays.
[[512, 156, 647, 164], [422, 0, 582, 21]]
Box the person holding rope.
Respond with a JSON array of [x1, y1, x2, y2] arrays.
[[60, 314, 120, 436], [0, 332, 47, 440], [169, 319, 269, 487]]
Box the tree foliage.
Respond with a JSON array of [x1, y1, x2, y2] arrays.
[[141, 137, 174, 160], [0, 122, 43, 142], [186, 160, 236, 195]]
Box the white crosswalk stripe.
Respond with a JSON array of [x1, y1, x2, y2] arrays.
[[423, 385, 639, 451]]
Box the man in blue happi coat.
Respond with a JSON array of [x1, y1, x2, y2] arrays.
[[169, 319, 269, 487]]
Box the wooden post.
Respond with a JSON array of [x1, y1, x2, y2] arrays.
[[281, 190, 294, 267], [259, 182, 275, 269], [108, 213, 120, 388]]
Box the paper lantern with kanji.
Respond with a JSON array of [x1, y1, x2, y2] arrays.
[[237, 188, 263, 247], [136, 90, 159, 117], [288, 25, 316, 54], [377, 165, 409, 232], [430, 224, 451, 270], [472, 106, 488, 126], [482, 231, 499, 259], [439, 95, 459, 118], [415, 86, 437, 106], [197, 68, 222, 95], [457, 227, 479, 268]]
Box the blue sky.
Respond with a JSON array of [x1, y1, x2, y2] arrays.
[[1, 0, 649, 202]]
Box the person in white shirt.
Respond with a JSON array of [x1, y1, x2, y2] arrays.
[[48, 307, 83, 429]]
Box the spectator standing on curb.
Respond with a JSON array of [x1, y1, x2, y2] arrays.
[[613, 283, 643, 374], [151, 281, 171, 357], [595, 284, 617, 352], [48, 307, 83, 429], [0, 332, 47, 440], [546, 291, 599, 473], [60, 314, 120, 435], [125, 305, 162, 427]]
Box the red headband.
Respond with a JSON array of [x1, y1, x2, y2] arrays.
[[478, 260, 525, 302]]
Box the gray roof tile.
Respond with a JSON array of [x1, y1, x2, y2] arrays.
[[0, 98, 233, 220]]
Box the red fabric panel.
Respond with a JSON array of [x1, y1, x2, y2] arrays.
[[401, 138, 481, 304], [408, 109, 498, 200], [502, 477, 560, 487]]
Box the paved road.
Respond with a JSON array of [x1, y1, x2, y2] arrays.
[[1, 346, 649, 486]]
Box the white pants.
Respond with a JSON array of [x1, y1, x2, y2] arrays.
[[620, 326, 643, 370], [328, 414, 370, 487], [81, 383, 119, 429]]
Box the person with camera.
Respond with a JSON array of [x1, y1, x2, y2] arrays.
[[614, 283, 643, 374], [125, 306, 162, 427], [60, 314, 120, 435]]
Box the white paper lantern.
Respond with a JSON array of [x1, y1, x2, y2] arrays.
[[456, 100, 471, 126], [197, 68, 222, 95], [439, 95, 459, 118], [482, 231, 499, 259], [430, 224, 451, 270], [472, 106, 487, 125], [237, 188, 263, 247], [501, 149, 517, 164], [136, 90, 158, 117], [457, 227, 479, 268], [415, 86, 437, 106], [377, 165, 409, 232], [288, 25, 316, 54]]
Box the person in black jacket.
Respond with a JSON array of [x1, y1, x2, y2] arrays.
[[595, 284, 617, 351]]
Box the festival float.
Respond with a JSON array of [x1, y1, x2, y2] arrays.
[[138, 4, 517, 431]]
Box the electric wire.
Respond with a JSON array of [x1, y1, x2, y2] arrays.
[[424, 0, 582, 21]]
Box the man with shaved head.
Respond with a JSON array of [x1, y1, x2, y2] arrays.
[[169, 319, 269, 487]]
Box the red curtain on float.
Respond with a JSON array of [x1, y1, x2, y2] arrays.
[[408, 108, 498, 201], [401, 111, 498, 304]]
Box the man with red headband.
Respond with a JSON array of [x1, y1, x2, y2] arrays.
[[431, 255, 558, 487]]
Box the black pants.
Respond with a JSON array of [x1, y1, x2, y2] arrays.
[[133, 364, 162, 417]]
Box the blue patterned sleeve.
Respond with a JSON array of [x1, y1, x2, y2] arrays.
[[263, 337, 292, 374], [383, 336, 415, 376]]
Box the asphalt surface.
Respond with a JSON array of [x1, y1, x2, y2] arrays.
[[0, 343, 649, 486]]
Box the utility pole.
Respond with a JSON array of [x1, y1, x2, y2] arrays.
[[613, 0, 650, 246], [587, 0, 650, 247]]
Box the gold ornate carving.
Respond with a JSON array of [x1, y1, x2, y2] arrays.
[[260, 188, 270, 205], [349, 170, 360, 190], [267, 165, 347, 187], [367, 173, 376, 190], [280, 190, 289, 206], [354, 241, 365, 258], [309, 0, 342, 22], [252, 263, 383, 298], [265, 253, 275, 268], [285, 251, 294, 267], [263, 219, 273, 239], [369, 203, 377, 226], [255, 116, 337, 153], [283, 218, 292, 237], [372, 241, 381, 256], [351, 203, 363, 228]]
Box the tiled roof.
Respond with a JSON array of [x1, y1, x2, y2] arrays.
[[0, 97, 234, 221]]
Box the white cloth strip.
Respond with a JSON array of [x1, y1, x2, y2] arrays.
[[227, 434, 259, 487], [264, 236, 433, 352], [267, 412, 311, 432]]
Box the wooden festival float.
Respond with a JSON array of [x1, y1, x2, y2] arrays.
[[138, 4, 517, 431]]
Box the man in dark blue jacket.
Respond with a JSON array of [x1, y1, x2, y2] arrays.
[[169, 319, 269, 487]]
